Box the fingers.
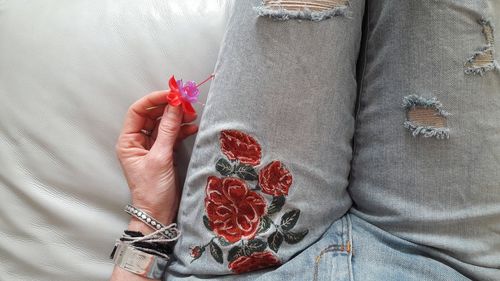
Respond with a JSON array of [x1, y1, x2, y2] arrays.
[[150, 117, 161, 142], [183, 112, 197, 124], [121, 91, 169, 135], [151, 119, 197, 141], [172, 124, 199, 151], [150, 104, 184, 155], [177, 124, 199, 142], [149, 110, 196, 141], [145, 105, 168, 120], [117, 90, 199, 157], [143, 117, 157, 132]]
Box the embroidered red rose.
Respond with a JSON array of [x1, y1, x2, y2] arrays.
[[228, 251, 281, 274], [258, 161, 293, 196], [219, 130, 262, 166], [205, 176, 267, 243]]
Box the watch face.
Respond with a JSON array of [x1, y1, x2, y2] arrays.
[[113, 243, 169, 279]]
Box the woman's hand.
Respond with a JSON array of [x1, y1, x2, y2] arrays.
[[115, 90, 198, 227], [111, 90, 197, 281]]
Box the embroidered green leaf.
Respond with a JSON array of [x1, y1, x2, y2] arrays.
[[267, 195, 286, 215], [203, 215, 213, 231], [209, 241, 223, 264], [234, 164, 258, 181], [218, 236, 231, 246], [215, 158, 233, 176], [257, 216, 272, 234], [280, 209, 300, 231], [283, 229, 309, 244], [227, 246, 244, 262], [246, 239, 267, 254], [267, 230, 283, 253]]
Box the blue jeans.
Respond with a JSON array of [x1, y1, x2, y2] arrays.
[[165, 0, 500, 280], [167, 212, 472, 281]]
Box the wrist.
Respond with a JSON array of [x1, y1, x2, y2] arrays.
[[129, 204, 177, 225], [128, 218, 156, 234], [130, 184, 180, 226], [125, 204, 178, 237]]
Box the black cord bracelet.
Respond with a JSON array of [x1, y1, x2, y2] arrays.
[[121, 230, 174, 255]]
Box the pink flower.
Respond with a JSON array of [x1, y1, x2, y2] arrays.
[[178, 80, 200, 103]]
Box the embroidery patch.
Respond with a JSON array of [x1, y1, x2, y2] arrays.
[[190, 129, 309, 274]]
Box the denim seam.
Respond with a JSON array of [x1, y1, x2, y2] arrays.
[[346, 213, 354, 281], [312, 215, 353, 281], [312, 245, 351, 281], [349, 2, 369, 184]]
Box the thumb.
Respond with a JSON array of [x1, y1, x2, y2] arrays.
[[151, 104, 184, 155]]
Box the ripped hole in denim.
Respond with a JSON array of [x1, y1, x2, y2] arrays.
[[402, 95, 451, 140], [465, 18, 499, 75], [254, 0, 349, 21]]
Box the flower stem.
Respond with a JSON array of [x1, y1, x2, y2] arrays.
[[197, 74, 215, 87], [268, 217, 281, 231], [202, 237, 216, 249]]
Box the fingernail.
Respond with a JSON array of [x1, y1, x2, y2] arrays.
[[170, 104, 181, 112]]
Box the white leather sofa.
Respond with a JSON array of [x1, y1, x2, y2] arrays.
[[0, 1, 234, 280]]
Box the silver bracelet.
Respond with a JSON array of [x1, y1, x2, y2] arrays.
[[111, 241, 169, 280], [124, 204, 180, 240]]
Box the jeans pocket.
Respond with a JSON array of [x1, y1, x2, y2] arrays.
[[312, 213, 353, 281]]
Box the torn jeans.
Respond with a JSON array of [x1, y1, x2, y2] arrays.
[[164, 0, 500, 280]]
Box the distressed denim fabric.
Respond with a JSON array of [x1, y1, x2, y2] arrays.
[[165, 0, 365, 278], [349, 212, 471, 281], [349, 0, 500, 280], [167, 213, 354, 281], [164, 0, 500, 280], [166, 212, 473, 281]]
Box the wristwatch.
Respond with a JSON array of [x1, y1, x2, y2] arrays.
[[111, 241, 169, 279]]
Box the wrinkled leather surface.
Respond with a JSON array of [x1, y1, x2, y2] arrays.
[[0, 1, 233, 280]]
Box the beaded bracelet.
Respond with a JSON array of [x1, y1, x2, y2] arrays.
[[124, 204, 180, 240]]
